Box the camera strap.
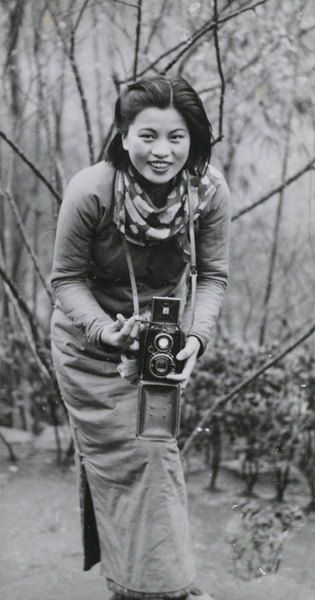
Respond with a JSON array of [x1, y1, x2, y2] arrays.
[[120, 181, 197, 328], [121, 234, 140, 316], [187, 178, 197, 328]]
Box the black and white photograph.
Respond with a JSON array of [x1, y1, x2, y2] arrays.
[[0, 2, 314, 600]]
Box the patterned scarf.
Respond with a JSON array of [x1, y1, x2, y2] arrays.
[[114, 165, 213, 257]]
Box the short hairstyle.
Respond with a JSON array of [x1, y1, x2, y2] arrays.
[[106, 76, 213, 177]]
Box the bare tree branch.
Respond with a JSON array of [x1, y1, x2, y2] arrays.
[[0, 261, 55, 378], [122, 0, 270, 82], [133, 0, 143, 81], [160, 0, 271, 75], [0, 262, 63, 462], [182, 319, 315, 457], [0, 184, 55, 305], [232, 157, 315, 221], [212, 0, 226, 143], [143, 0, 168, 54], [48, 3, 95, 164], [259, 111, 292, 346], [74, 0, 91, 33], [115, 0, 137, 7], [0, 130, 62, 205], [96, 122, 115, 163], [132, 40, 186, 81], [6, 283, 51, 382], [198, 54, 261, 95], [0, 430, 17, 463]]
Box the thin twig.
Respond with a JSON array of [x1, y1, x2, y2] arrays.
[[115, 0, 137, 7], [96, 122, 115, 163], [133, 0, 143, 81], [1, 184, 55, 305], [74, 0, 91, 33], [259, 111, 292, 346], [0, 269, 63, 461], [182, 320, 315, 457], [232, 157, 315, 221], [0, 430, 18, 463], [198, 54, 260, 95], [123, 1, 250, 82], [6, 283, 51, 381], [160, 0, 271, 75], [0, 131, 62, 205], [213, 0, 225, 143], [0, 262, 53, 379], [143, 0, 168, 54], [48, 4, 95, 164]]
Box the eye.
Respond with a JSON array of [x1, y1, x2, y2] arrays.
[[170, 134, 185, 142], [140, 133, 155, 141]]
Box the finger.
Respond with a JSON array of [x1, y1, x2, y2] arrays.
[[177, 336, 200, 359], [129, 320, 141, 340], [129, 339, 140, 352], [166, 371, 188, 382], [166, 373, 189, 390], [166, 355, 194, 383], [116, 313, 126, 326], [176, 349, 190, 361], [119, 315, 137, 337]]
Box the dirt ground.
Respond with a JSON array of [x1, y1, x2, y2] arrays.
[[0, 426, 315, 600]]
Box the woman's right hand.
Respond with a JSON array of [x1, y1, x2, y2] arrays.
[[100, 314, 140, 351]]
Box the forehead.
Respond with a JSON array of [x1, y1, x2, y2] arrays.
[[130, 107, 188, 131]]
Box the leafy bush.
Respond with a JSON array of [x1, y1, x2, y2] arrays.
[[0, 323, 65, 434], [226, 499, 305, 580], [181, 337, 315, 503]]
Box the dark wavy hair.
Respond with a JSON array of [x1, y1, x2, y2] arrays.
[[106, 76, 213, 177]]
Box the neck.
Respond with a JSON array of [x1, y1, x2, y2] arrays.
[[131, 166, 175, 208]]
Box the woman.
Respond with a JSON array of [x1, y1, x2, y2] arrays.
[[51, 76, 231, 600]]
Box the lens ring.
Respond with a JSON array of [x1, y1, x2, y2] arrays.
[[154, 333, 173, 352], [148, 352, 175, 378]]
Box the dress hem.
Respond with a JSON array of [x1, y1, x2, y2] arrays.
[[106, 576, 193, 599]]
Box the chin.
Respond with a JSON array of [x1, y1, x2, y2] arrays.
[[143, 167, 179, 185]]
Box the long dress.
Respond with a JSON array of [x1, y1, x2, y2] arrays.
[[50, 161, 231, 598]]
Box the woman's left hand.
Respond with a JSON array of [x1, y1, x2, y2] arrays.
[[166, 336, 200, 389]]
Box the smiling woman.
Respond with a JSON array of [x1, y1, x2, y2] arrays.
[[50, 75, 231, 600], [121, 107, 190, 188]]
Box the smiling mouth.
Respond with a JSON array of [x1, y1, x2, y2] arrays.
[[148, 161, 172, 172]]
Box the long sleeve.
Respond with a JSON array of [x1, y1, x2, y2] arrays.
[[182, 167, 231, 354], [51, 162, 116, 348]]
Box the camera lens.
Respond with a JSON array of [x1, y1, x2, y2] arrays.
[[148, 352, 175, 378], [155, 357, 169, 373], [154, 333, 173, 352]]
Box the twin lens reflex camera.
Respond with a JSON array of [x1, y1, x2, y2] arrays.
[[136, 297, 184, 441]]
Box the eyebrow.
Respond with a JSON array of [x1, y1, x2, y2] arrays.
[[138, 127, 188, 133]]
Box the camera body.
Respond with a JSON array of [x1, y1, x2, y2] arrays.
[[138, 297, 185, 381]]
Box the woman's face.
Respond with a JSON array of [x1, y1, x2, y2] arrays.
[[122, 107, 190, 185]]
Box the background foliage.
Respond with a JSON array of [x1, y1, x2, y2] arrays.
[[0, 0, 314, 486]]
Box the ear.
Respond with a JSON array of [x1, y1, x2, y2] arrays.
[[122, 134, 128, 151]]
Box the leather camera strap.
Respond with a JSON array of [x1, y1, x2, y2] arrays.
[[121, 180, 197, 328], [121, 234, 140, 316], [187, 177, 197, 328]]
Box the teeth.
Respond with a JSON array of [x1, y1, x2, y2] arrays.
[[150, 162, 170, 169]]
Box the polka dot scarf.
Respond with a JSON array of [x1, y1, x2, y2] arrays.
[[114, 165, 211, 255]]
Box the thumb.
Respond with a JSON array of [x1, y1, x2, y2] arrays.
[[176, 337, 200, 360], [176, 346, 191, 361], [113, 314, 125, 331]]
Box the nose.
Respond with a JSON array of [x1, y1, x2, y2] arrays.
[[151, 138, 171, 158]]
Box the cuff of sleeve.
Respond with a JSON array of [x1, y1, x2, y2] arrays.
[[96, 329, 118, 353], [186, 334, 206, 358]]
